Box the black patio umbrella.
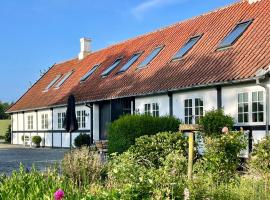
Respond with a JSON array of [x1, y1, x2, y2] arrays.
[[63, 95, 78, 148]]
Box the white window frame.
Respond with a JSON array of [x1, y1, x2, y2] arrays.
[[184, 98, 204, 124], [57, 112, 66, 129], [152, 103, 159, 117], [41, 114, 49, 129], [238, 92, 249, 123], [77, 110, 86, 129], [184, 99, 193, 124], [144, 104, 151, 115], [252, 91, 264, 123], [194, 98, 203, 124], [27, 115, 33, 130], [144, 103, 159, 117]]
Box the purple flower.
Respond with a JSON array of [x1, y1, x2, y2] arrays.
[[54, 189, 64, 200]]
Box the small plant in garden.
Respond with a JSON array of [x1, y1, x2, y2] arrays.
[[108, 114, 181, 154], [195, 131, 247, 184], [62, 146, 104, 186], [31, 135, 42, 147], [199, 109, 234, 137], [74, 133, 91, 147]]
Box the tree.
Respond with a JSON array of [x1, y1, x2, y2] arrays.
[[0, 101, 11, 120]]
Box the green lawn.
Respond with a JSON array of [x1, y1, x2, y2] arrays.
[[0, 120, 10, 137]]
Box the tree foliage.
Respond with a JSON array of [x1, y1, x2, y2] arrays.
[[0, 101, 11, 120]]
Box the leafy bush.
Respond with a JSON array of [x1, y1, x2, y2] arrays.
[[195, 131, 247, 184], [199, 109, 234, 137], [106, 132, 188, 199], [250, 136, 270, 180], [62, 146, 104, 186], [108, 115, 181, 154], [4, 125, 11, 143], [31, 135, 41, 145], [74, 133, 91, 148]]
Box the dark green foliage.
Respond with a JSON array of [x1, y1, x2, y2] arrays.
[[129, 131, 188, 167], [74, 133, 90, 148], [4, 125, 11, 143], [199, 109, 234, 137], [107, 132, 188, 199], [0, 102, 11, 120], [250, 136, 270, 176], [31, 136, 41, 144], [195, 131, 246, 184], [108, 114, 181, 154]]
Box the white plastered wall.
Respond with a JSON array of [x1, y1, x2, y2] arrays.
[[135, 95, 170, 116]]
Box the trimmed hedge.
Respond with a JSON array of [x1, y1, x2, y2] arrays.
[[108, 115, 181, 154], [31, 136, 41, 145], [74, 133, 91, 148]]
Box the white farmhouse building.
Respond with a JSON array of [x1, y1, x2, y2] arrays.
[[7, 0, 270, 150]]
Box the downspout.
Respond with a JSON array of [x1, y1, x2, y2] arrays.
[[256, 68, 270, 136]]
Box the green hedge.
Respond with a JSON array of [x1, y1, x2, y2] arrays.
[[107, 115, 181, 154]]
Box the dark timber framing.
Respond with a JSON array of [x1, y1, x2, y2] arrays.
[[217, 86, 222, 109], [51, 108, 54, 147], [168, 92, 173, 116]]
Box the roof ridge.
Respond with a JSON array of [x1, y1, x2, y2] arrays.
[[83, 0, 243, 57]]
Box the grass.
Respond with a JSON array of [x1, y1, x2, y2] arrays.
[[0, 120, 10, 138]]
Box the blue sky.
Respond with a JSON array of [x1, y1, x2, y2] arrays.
[[0, 0, 237, 103]]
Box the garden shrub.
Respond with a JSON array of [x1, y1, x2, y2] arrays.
[[250, 136, 270, 176], [106, 132, 188, 199], [195, 131, 247, 184], [4, 125, 11, 143], [74, 133, 91, 147], [108, 114, 181, 154], [62, 146, 104, 186], [199, 109, 234, 137], [31, 135, 41, 144]]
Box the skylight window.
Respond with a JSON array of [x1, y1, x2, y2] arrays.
[[44, 74, 62, 91], [218, 20, 253, 49], [80, 64, 100, 82], [118, 53, 142, 73], [54, 71, 73, 89], [101, 58, 122, 77], [137, 46, 164, 68], [172, 35, 202, 60]]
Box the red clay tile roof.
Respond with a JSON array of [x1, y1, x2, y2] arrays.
[[8, 0, 270, 112]]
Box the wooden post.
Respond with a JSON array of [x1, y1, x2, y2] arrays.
[[188, 132, 194, 180]]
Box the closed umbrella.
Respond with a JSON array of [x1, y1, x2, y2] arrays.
[[63, 95, 78, 148]]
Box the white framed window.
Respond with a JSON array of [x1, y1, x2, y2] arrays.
[[144, 104, 151, 115], [77, 110, 86, 128], [184, 99, 193, 124], [152, 103, 159, 117], [252, 91, 264, 122], [27, 115, 33, 130], [238, 92, 249, 123], [57, 112, 66, 129], [144, 103, 159, 117], [41, 114, 49, 129], [195, 98, 203, 124]]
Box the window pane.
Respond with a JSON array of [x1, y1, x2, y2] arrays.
[[185, 108, 188, 116], [243, 93, 248, 102], [238, 104, 243, 113], [173, 35, 201, 59], [252, 92, 257, 101], [238, 94, 242, 102], [195, 107, 199, 115], [45, 74, 62, 91], [185, 100, 188, 107], [185, 117, 188, 124], [258, 102, 264, 112], [101, 58, 122, 77], [258, 112, 264, 122], [252, 103, 257, 112], [258, 91, 263, 101], [138, 46, 163, 68], [252, 113, 257, 122], [189, 99, 192, 107], [55, 71, 73, 88], [80, 64, 100, 81], [119, 53, 141, 73], [244, 113, 248, 123], [199, 99, 203, 106], [218, 20, 252, 48], [244, 103, 248, 112], [238, 114, 243, 123], [189, 108, 192, 115], [195, 99, 198, 106], [200, 107, 203, 115]]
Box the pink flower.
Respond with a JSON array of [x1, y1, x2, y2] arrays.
[[222, 126, 229, 134], [54, 189, 64, 200]]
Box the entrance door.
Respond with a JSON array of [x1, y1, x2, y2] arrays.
[[99, 102, 111, 140]]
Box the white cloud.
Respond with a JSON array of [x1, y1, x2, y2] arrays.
[[131, 0, 187, 19]]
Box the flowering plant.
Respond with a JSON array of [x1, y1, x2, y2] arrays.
[[54, 189, 64, 200]]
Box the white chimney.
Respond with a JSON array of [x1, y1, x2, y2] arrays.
[[246, 0, 261, 4], [78, 37, 91, 60]]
